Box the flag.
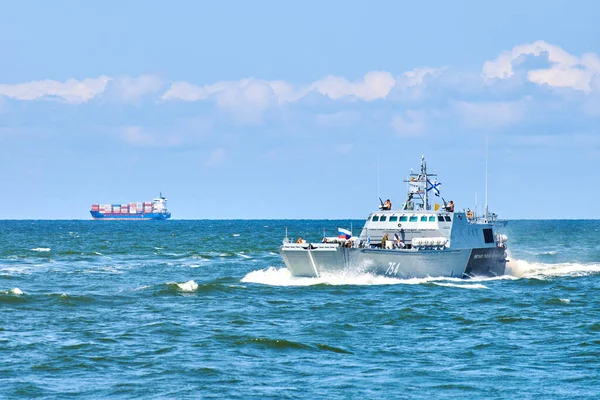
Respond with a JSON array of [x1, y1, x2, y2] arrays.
[[394, 232, 405, 248], [427, 179, 441, 196], [338, 227, 352, 239]]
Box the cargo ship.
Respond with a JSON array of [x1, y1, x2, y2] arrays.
[[90, 193, 171, 220]]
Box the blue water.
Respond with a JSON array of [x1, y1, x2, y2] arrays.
[[1, 220, 600, 399]]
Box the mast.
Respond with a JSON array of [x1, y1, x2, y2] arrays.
[[422, 155, 428, 210], [403, 155, 437, 211]]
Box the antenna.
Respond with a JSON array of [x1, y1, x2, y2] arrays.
[[377, 153, 380, 202], [485, 135, 489, 220]]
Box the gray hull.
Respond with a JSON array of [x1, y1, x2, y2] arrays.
[[279, 245, 506, 279]]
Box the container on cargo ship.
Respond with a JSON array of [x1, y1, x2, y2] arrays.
[[90, 193, 171, 220]]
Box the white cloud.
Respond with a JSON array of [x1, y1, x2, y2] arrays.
[[109, 75, 163, 101], [162, 78, 281, 106], [400, 67, 446, 88], [162, 78, 284, 123], [0, 76, 111, 103], [482, 40, 600, 91], [308, 71, 396, 101], [161, 71, 397, 109], [0, 74, 163, 104], [205, 148, 226, 167]]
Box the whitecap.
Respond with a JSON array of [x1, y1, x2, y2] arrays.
[[132, 285, 152, 292], [31, 248, 50, 252], [1, 287, 25, 295], [233, 234, 240, 237], [559, 298, 571, 303], [177, 280, 198, 292], [238, 253, 251, 259]]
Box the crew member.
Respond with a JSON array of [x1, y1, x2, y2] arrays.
[[381, 233, 389, 248], [384, 199, 392, 210], [446, 200, 454, 212], [296, 237, 303, 244]]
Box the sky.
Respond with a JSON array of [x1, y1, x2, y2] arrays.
[[1, 0, 599, 219]]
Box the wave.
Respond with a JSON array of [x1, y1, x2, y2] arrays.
[[30, 248, 50, 252], [176, 280, 198, 292], [0, 288, 24, 295]]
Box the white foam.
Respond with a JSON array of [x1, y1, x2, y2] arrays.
[[506, 258, 600, 279], [132, 285, 152, 291], [177, 280, 198, 292], [238, 253, 251, 259], [3, 288, 24, 295], [243, 255, 600, 287], [434, 282, 488, 289], [31, 248, 50, 252], [241, 267, 468, 287], [559, 298, 571, 303], [233, 234, 240, 237]]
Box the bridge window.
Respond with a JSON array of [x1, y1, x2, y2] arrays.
[[444, 216, 452, 222], [409, 216, 418, 222], [372, 215, 379, 222], [483, 228, 494, 243], [428, 216, 436, 222], [389, 216, 398, 222], [399, 216, 408, 222], [420, 216, 428, 222], [380, 216, 387, 222], [438, 215, 445, 222]]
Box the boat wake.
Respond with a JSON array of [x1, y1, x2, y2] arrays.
[[241, 267, 489, 288], [243, 257, 600, 287], [506, 258, 600, 279]]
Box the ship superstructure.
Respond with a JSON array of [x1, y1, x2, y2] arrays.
[[90, 193, 171, 220], [279, 156, 508, 279]]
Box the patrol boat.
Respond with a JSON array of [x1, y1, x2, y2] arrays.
[[279, 156, 508, 279]]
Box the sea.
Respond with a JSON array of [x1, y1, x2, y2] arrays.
[[1, 220, 599, 399]]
